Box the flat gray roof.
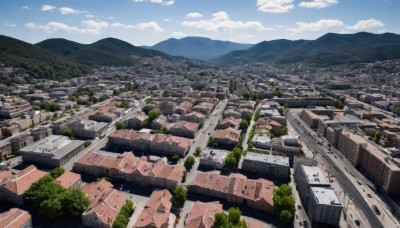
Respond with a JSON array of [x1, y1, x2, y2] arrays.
[[301, 165, 330, 186], [311, 187, 342, 206], [244, 152, 289, 167]]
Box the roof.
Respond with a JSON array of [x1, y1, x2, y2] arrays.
[[184, 201, 223, 228], [311, 187, 342, 206], [0, 208, 31, 228], [171, 121, 199, 132], [55, 171, 81, 189], [244, 152, 289, 167], [82, 180, 127, 226], [134, 189, 172, 228], [2, 165, 47, 195], [212, 128, 241, 142], [300, 165, 330, 186]]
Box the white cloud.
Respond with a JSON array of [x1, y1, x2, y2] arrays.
[[181, 11, 268, 32], [5, 23, 16, 27], [288, 19, 343, 33], [21, 6, 31, 10], [59, 7, 80, 15], [25, 20, 109, 35], [186, 12, 203, 19], [85, 14, 95, 18], [299, 0, 338, 9], [81, 20, 108, 31], [257, 0, 294, 13], [111, 21, 164, 32], [133, 0, 174, 5], [164, 18, 170, 22], [108, 16, 115, 20], [41, 5, 57, 12], [170, 31, 187, 38], [345, 19, 385, 30]]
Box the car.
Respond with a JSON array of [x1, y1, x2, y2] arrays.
[[367, 193, 372, 198], [372, 204, 381, 215], [356, 180, 362, 185], [297, 205, 302, 209]]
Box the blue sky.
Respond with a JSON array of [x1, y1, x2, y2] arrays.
[[1, 0, 399, 45]]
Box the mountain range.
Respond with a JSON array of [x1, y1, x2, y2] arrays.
[[215, 32, 400, 66], [149, 37, 253, 60], [1, 32, 400, 81]]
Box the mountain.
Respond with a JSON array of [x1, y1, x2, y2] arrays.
[[150, 37, 253, 60], [0, 35, 90, 80], [37, 37, 174, 66], [215, 32, 400, 66]]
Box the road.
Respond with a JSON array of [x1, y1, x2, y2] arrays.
[[287, 109, 385, 228]]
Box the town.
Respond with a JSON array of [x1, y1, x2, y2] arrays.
[[1, 58, 400, 228]]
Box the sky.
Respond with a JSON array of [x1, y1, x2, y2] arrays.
[[1, 0, 399, 46]]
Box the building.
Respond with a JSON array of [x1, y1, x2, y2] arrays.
[[133, 189, 174, 228], [251, 135, 272, 150], [182, 111, 206, 126], [55, 171, 82, 189], [199, 149, 229, 170], [159, 100, 176, 115], [69, 119, 108, 140], [19, 135, 84, 167], [52, 117, 79, 135], [222, 109, 242, 119], [0, 98, 32, 119], [241, 152, 290, 179], [0, 140, 12, 160], [217, 117, 241, 130], [127, 113, 147, 130], [0, 208, 32, 228], [294, 158, 342, 226], [108, 130, 191, 157], [212, 128, 241, 147], [170, 121, 199, 139], [184, 201, 223, 228], [337, 131, 366, 166], [89, 112, 117, 123], [81, 179, 127, 228], [0, 165, 47, 204], [9, 134, 34, 153], [30, 127, 52, 142], [189, 172, 275, 214], [150, 115, 167, 130], [74, 151, 185, 190]]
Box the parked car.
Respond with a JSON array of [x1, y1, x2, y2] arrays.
[[355, 220, 360, 226], [372, 204, 381, 215]]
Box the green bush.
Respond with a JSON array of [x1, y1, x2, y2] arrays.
[[112, 200, 135, 228]]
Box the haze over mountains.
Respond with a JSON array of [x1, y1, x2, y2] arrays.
[[1, 32, 400, 79], [149, 37, 253, 60]]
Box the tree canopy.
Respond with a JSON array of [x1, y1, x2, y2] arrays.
[[273, 184, 296, 223], [184, 156, 196, 170], [213, 207, 247, 228], [50, 167, 65, 179], [171, 185, 187, 207]]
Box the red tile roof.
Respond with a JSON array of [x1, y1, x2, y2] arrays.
[[54, 171, 81, 189], [134, 189, 172, 228], [184, 201, 223, 228], [2, 165, 47, 195], [0, 208, 31, 228]]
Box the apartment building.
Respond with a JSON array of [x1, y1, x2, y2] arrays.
[[212, 128, 241, 147], [189, 172, 275, 214], [69, 119, 108, 140], [184, 201, 223, 228], [199, 149, 229, 170], [108, 130, 191, 157], [337, 131, 367, 166], [170, 121, 199, 139], [241, 152, 290, 179], [0, 98, 32, 119], [0, 208, 32, 228]]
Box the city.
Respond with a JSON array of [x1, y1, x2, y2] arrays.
[[1, 1, 400, 228]]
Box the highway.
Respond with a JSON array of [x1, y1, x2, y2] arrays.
[[287, 110, 385, 228]]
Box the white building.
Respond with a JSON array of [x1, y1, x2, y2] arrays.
[[241, 152, 290, 179], [199, 149, 229, 169]]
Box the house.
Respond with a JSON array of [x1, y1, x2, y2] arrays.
[[81, 179, 127, 228], [223, 109, 241, 119], [182, 112, 206, 126], [0, 208, 32, 228], [199, 149, 228, 170], [212, 128, 241, 147], [55, 171, 82, 189], [69, 119, 108, 140], [170, 121, 199, 139], [133, 189, 175, 228], [217, 117, 241, 130], [184, 201, 223, 228], [0, 165, 47, 204], [89, 112, 117, 123], [127, 113, 148, 130], [150, 115, 167, 130]]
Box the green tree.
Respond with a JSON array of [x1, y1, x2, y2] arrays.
[[232, 146, 242, 161], [239, 119, 249, 131], [172, 185, 187, 206], [279, 210, 292, 223], [50, 167, 65, 179], [62, 127, 74, 139], [148, 109, 161, 122], [83, 140, 92, 148], [228, 207, 241, 225], [279, 126, 288, 136], [214, 212, 229, 228], [118, 100, 129, 109], [374, 130, 381, 143], [182, 170, 187, 183], [62, 188, 90, 215], [273, 184, 296, 223], [112, 200, 134, 228], [116, 121, 126, 130], [242, 91, 250, 99], [207, 136, 214, 147], [184, 156, 196, 170], [274, 88, 283, 98], [171, 154, 180, 163], [224, 153, 237, 170], [243, 113, 252, 123], [39, 197, 63, 219], [195, 147, 202, 157]]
